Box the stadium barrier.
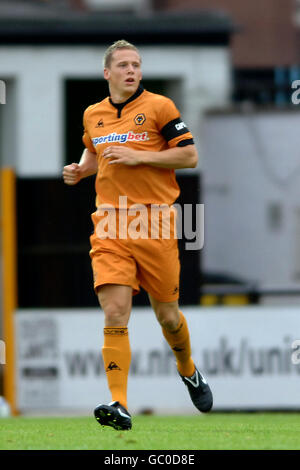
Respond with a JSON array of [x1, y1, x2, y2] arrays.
[[14, 306, 300, 414]]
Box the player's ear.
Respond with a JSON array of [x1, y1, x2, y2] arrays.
[[103, 68, 110, 81]]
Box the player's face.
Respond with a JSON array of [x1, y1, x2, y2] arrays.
[[104, 49, 142, 100]]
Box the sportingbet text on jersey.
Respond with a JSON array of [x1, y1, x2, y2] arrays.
[[92, 131, 149, 147]]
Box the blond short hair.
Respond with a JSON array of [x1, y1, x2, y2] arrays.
[[103, 40, 141, 69]]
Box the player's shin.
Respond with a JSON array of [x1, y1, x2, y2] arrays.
[[102, 327, 131, 409], [161, 311, 195, 377]]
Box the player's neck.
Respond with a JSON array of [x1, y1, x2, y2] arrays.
[[109, 86, 139, 104]]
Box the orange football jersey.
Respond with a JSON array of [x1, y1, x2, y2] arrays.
[[82, 86, 194, 208]]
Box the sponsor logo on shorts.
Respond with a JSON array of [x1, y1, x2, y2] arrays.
[[92, 131, 149, 147]]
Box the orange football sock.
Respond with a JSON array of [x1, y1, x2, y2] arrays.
[[102, 326, 131, 409], [162, 311, 195, 377]]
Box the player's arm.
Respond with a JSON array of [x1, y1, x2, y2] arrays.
[[63, 148, 98, 186], [103, 144, 197, 169], [137, 144, 198, 169]]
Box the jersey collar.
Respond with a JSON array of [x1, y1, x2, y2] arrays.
[[109, 85, 144, 118]]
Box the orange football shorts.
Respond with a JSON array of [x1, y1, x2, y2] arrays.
[[89, 205, 180, 302]]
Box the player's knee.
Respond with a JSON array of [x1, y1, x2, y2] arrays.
[[99, 297, 130, 326], [97, 285, 131, 326], [155, 305, 180, 331], [104, 305, 129, 326]]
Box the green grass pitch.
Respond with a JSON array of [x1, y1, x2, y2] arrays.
[[0, 413, 299, 450]]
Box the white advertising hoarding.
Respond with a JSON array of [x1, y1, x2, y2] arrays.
[[15, 306, 300, 413]]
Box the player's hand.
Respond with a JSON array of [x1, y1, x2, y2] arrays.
[[103, 146, 142, 166], [62, 163, 82, 185]]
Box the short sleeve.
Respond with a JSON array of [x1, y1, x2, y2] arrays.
[[157, 98, 194, 148], [82, 110, 96, 153]]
